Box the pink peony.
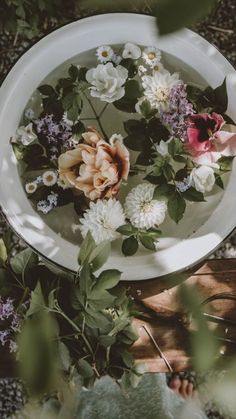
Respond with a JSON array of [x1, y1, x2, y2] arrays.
[[186, 112, 236, 165], [58, 128, 130, 200]]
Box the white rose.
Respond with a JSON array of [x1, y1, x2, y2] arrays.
[[15, 123, 37, 146], [122, 42, 141, 60], [86, 63, 128, 103], [190, 166, 215, 193]]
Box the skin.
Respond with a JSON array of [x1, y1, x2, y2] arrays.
[[168, 377, 195, 400]]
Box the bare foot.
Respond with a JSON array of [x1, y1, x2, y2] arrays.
[[168, 376, 195, 400]]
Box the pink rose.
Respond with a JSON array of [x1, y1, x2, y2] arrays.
[[58, 128, 130, 200]]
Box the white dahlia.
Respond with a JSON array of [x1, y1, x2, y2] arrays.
[[142, 70, 181, 112], [125, 183, 167, 230], [79, 199, 126, 244]]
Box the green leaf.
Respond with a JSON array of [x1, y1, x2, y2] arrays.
[[117, 223, 136, 236], [95, 269, 122, 290], [0, 239, 7, 264], [123, 119, 146, 136], [147, 117, 170, 142], [155, 0, 215, 36], [122, 237, 139, 256], [79, 264, 93, 296], [168, 138, 184, 157], [114, 80, 143, 113], [78, 231, 96, 265], [124, 134, 147, 151], [62, 91, 76, 110], [27, 281, 46, 317], [182, 187, 205, 202], [88, 241, 111, 272], [153, 184, 175, 200], [136, 151, 154, 166], [121, 350, 134, 368], [84, 308, 111, 329], [215, 175, 224, 189], [168, 192, 186, 223], [38, 84, 56, 96], [98, 335, 116, 348], [89, 289, 116, 309], [69, 64, 79, 81], [214, 77, 228, 113], [218, 156, 234, 171], [139, 236, 156, 251], [139, 99, 157, 119], [77, 359, 94, 378], [58, 342, 71, 371], [11, 248, 38, 275], [12, 143, 25, 160], [120, 58, 138, 78]]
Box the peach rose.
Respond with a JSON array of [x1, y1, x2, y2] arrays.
[[58, 129, 130, 200]]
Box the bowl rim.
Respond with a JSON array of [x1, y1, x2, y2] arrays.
[[1, 12, 236, 280]]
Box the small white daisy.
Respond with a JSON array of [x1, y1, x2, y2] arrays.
[[152, 63, 165, 73], [142, 46, 162, 67], [138, 65, 147, 76], [122, 42, 141, 60], [142, 70, 181, 112], [47, 192, 59, 206], [42, 170, 58, 186], [57, 178, 70, 190], [125, 183, 167, 230], [25, 182, 37, 194], [79, 198, 126, 244], [96, 45, 114, 63], [37, 200, 52, 214]]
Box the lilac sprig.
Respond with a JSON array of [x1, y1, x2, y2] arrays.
[[0, 297, 22, 353], [160, 83, 194, 139], [35, 114, 72, 150]]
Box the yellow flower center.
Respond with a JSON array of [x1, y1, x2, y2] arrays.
[[148, 52, 156, 60], [155, 87, 170, 103], [46, 175, 54, 182], [102, 51, 109, 57], [28, 184, 35, 191], [141, 201, 154, 213]]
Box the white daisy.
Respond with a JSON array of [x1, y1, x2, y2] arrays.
[[57, 178, 70, 190], [79, 199, 126, 244], [37, 200, 52, 214], [122, 42, 141, 60], [142, 46, 162, 67], [142, 70, 181, 112], [152, 63, 165, 73], [15, 123, 37, 146], [96, 45, 114, 63], [25, 182, 37, 194], [125, 183, 167, 230], [42, 170, 58, 186]]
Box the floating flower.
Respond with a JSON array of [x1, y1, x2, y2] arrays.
[[152, 63, 164, 73], [25, 182, 37, 194], [42, 170, 58, 186], [14, 123, 37, 146], [122, 42, 141, 60], [138, 65, 147, 76], [47, 191, 58, 206], [86, 63, 128, 103], [190, 166, 215, 193], [79, 198, 125, 244], [57, 178, 70, 189], [142, 70, 181, 112], [186, 113, 236, 165], [58, 128, 130, 200], [0, 297, 21, 353], [142, 46, 162, 67], [35, 114, 72, 146], [24, 108, 35, 120], [176, 176, 192, 193], [37, 200, 52, 214], [96, 45, 114, 63], [125, 183, 167, 230]]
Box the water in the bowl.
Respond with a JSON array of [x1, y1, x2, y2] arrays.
[[20, 45, 226, 252]]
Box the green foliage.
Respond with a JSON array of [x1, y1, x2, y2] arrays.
[[187, 78, 229, 115], [154, 0, 216, 35], [118, 223, 162, 255]]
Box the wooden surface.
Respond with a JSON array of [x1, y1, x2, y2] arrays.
[[129, 259, 236, 372]]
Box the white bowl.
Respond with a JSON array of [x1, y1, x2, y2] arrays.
[[1, 13, 236, 280]]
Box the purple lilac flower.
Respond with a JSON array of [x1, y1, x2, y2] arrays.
[[160, 83, 194, 139], [35, 114, 72, 147], [0, 297, 22, 353]]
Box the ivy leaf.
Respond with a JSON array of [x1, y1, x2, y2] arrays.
[[168, 192, 186, 223], [11, 248, 38, 275], [139, 236, 156, 251], [122, 237, 139, 256], [155, 0, 215, 36], [38, 84, 56, 96], [78, 231, 96, 265], [119, 58, 138, 78], [88, 241, 111, 272], [95, 269, 122, 291], [153, 184, 175, 200], [0, 239, 7, 265], [182, 187, 205, 202]]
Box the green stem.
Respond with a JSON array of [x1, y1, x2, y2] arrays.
[[83, 92, 109, 140]]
